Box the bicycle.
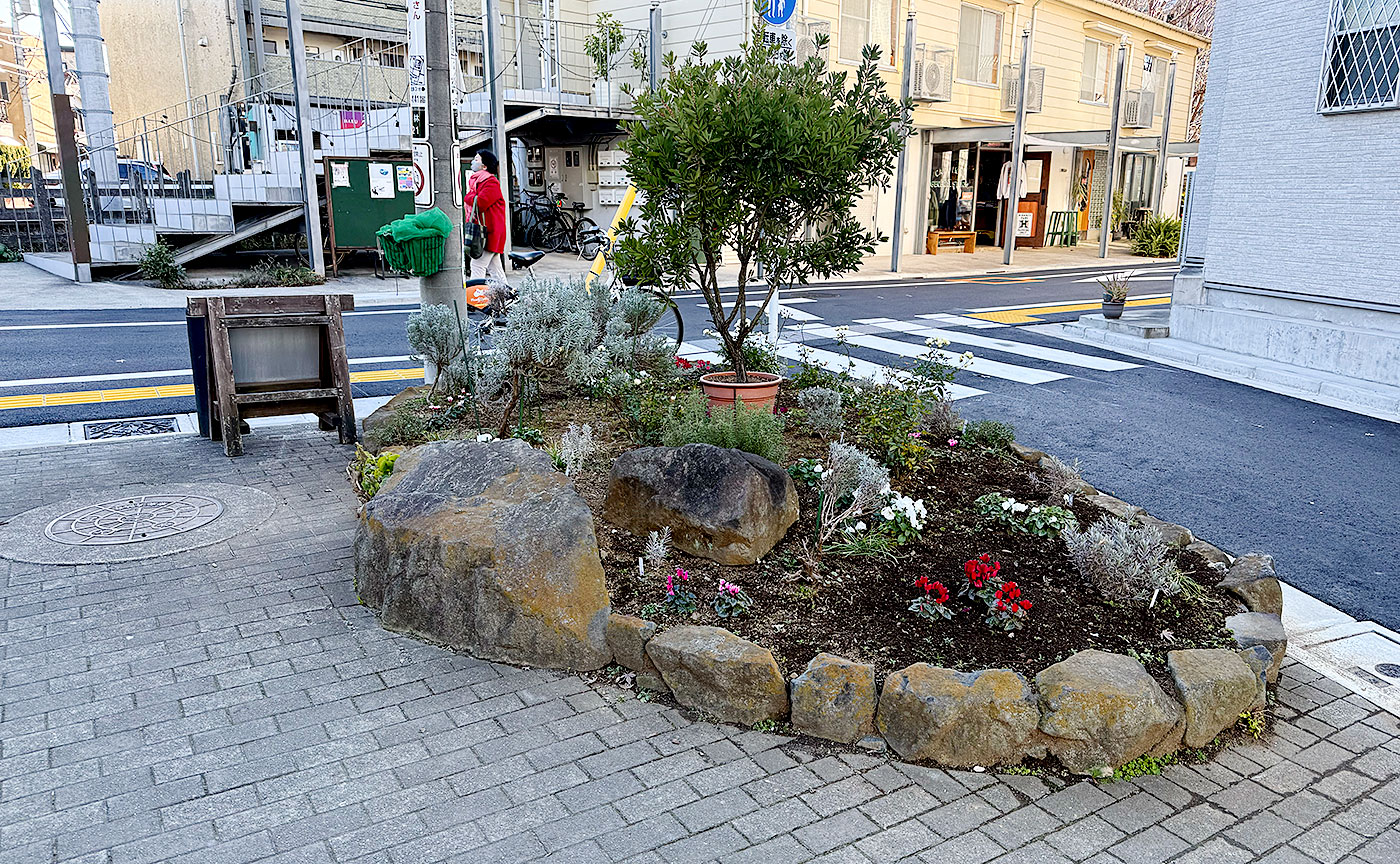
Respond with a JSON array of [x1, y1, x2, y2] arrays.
[[533, 193, 599, 255]]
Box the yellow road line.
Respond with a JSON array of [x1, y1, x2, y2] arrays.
[[0, 368, 425, 412], [967, 296, 1170, 324]]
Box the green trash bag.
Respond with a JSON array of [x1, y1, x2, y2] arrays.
[[377, 208, 453, 276]]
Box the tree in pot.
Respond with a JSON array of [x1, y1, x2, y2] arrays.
[[584, 13, 626, 111], [614, 17, 907, 405]]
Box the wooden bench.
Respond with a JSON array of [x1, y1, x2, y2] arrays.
[[926, 230, 976, 255]]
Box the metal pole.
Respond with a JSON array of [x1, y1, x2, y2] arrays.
[[176, 0, 201, 177], [285, 0, 325, 276], [37, 0, 92, 276], [234, 0, 254, 99], [420, 0, 466, 308], [1098, 38, 1128, 258], [1153, 55, 1178, 215], [889, 10, 915, 273], [485, 0, 511, 248], [12, 0, 40, 169], [251, 0, 268, 81], [1002, 28, 1032, 266], [648, 1, 661, 90]]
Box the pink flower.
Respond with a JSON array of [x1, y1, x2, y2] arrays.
[[947, 438, 958, 448], [676, 567, 689, 582]]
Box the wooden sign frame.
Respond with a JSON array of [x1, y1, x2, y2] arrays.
[[187, 294, 357, 457]]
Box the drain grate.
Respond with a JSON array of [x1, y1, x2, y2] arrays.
[[83, 417, 180, 440], [1376, 663, 1400, 680], [44, 494, 224, 546]]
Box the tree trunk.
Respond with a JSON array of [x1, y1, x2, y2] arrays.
[[720, 330, 749, 383]]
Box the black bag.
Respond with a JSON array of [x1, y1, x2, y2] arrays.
[[464, 198, 487, 259]]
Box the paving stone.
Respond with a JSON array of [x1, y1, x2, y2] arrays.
[[1169, 837, 1254, 864], [1208, 777, 1280, 817], [1270, 788, 1340, 828], [1106, 825, 1190, 864], [1334, 797, 1400, 839], [732, 796, 822, 843], [1224, 809, 1303, 854], [979, 805, 1061, 849], [795, 808, 880, 855], [1097, 792, 1175, 835], [1039, 782, 1116, 821], [918, 830, 1004, 864], [854, 818, 940, 860], [1290, 820, 1366, 864], [1313, 768, 1378, 803], [1044, 814, 1125, 860]]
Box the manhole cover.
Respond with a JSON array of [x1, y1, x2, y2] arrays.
[[44, 494, 224, 546], [83, 418, 180, 440], [1376, 663, 1400, 679]]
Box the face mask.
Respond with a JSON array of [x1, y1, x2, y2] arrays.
[[472, 159, 483, 172]]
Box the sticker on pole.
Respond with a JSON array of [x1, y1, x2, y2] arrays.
[[412, 142, 432, 207]]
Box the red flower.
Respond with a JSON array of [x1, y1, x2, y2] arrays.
[[675, 356, 694, 369], [928, 581, 950, 604]]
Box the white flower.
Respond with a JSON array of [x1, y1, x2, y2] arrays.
[[936, 337, 951, 348], [476, 433, 494, 442], [1012, 502, 1029, 514], [1001, 499, 1014, 511], [880, 507, 895, 520], [961, 351, 975, 361], [855, 521, 866, 532], [779, 308, 795, 320], [813, 463, 823, 474], [924, 337, 936, 347]]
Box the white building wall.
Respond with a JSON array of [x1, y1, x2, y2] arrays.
[[1171, 0, 1400, 387]]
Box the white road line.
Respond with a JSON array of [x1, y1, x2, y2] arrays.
[[1071, 273, 1176, 284], [800, 325, 1068, 385], [0, 355, 417, 390], [772, 341, 986, 401], [0, 320, 186, 332], [864, 320, 1141, 372]]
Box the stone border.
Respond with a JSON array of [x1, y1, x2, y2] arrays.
[[605, 460, 1291, 776]]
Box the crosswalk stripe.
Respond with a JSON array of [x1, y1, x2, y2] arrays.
[[772, 342, 987, 401], [862, 319, 1140, 372], [798, 324, 1068, 385]]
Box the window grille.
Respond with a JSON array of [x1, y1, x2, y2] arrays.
[[1318, 0, 1400, 112]]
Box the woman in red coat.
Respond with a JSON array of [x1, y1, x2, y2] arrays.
[[464, 149, 508, 284]]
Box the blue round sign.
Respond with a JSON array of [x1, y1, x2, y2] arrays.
[[763, 0, 797, 26]]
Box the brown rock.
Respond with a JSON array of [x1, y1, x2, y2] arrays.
[[1036, 650, 1185, 775], [607, 614, 667, 693], [1010, 442, 1046, 464], [1185, 540, 1232, 569], [1168, 649, 1261, 748], [875, 665, 1041, 768], [1084, 493, 1134, 521], [603, 444, 799, 565], [1237, 646, 1272, 710], [790, 654, 877, 745], [1138, 514, 1194, 548], [646, 626, 789, 725], [1221, 554, 1284, 617], [354, 439, 612, 671]]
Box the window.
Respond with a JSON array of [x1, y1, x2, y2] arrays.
[[0, 81, 9, 102], [378, 50, 405, 68], [1319, 0, 1400, 111], [838, 0, 897, 65], [262, 39, 277, 55], [957, 4, 1002, 84], [1080, 38, 1111, 102], [1141, 54, 1167, 113]]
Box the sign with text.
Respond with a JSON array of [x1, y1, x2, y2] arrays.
[[412, 142, 432, 206], [407, 0, 428, 121]]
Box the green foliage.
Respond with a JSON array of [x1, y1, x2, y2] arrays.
[[584, 12, 626, 79], [712, 580, 755, 618], [230, 259, 327, 289], [509, 425, 545, 446], [0, 243, 22, 263], [962, 419, 1016, 452], [797, 386, 844, 437], [406, 304, 472, 399], [1132, 214, 1182, 258], [660, 390, 786, 463], [788, 457, 823, 489], [1238, 710, 1266, 740], [1109, 752, 1175, 781], [615, 18, 908, 381], [138, 240, 187, 289], [712, 332, 786, 376], [617, 387, 672, 445], [347, 446, 399, 501], [0, 144, 30, 176], [854, 384, 935, 476], [1063, 513, 1183, 607], [975, 493, 1077, 539]]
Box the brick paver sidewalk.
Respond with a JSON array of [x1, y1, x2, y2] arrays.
[[3, 431, 1399, 864]]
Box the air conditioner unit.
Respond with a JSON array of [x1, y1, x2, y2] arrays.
[[1123, 89, 1157, 128], [1001, 65, 1046, 113], [332, 52, 345, 62], [793, 17, 831, 68], [910, 45, 954, 102]]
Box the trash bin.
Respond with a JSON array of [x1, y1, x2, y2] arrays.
[[376, 207, 453, 276]]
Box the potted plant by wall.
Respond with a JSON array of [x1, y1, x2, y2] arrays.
[[584, 13, 626, 112], [1099, 272, 1131, 319], [615, 20, 907, 409]]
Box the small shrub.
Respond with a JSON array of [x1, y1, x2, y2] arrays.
[[0, 243, 22, 263], [1034, 454, 1084, 506], [406, 304, 466, 397], [1062, 512, 1183, 607], [347, 446, 399, 501], [853, 384, 933, 475], [963, 419, 1016, 452], [1132, 214, 1181, 258], [138, 240, 187, 289], [711, 330, 785, 376], [797, 386, 844, 437], [1098, 271, 1132, 302], [924, 398, 963, 444], [644, 528, 671, 571], [811, 442, 890, 566], [664, 566, 697, 615], [231, 259, 326, 289], [660, 390, 786, 463], [975, 493, 1077, 538], [984, 580, 1032, 631], [1237, 710, 1266, 740], [712, 579, 755, 618]]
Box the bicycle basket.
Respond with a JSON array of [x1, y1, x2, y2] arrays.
[[378, 232, 445, 277]]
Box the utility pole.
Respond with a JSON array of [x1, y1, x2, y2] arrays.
[[11, 0, 39, 169], [483, 0, 510, 248], [419, 0, 465, 309], [1002, 28, 1032, 266], [648, 1, 661, 90], [1153, 53, 1178, 215], [37, 0, 92, 279], [1098, 37, 1128, 258], [889, 10, 915, 273], [69, 0, 118, 199], [285, 0, 325, 276]]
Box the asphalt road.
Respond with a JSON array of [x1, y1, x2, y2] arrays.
[[2, 261, 1396, 630]]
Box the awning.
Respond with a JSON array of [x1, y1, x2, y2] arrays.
[[927, 125, 1196, 156]]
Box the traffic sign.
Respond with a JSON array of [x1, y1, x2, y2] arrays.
[[412, 142, 432, 207], [762, 0, 797, 27]]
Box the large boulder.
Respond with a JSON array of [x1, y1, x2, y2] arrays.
[[790, 654, 877, 745], [1220, 554, 1284, 617], [354, 439, 611, 671], [1226, 612, 1288, 684], [645, 626, 789, 725], [607, 613, 667, 693], [1036, 650, 1184, 775], [602, 444, 798, 565], [876, 665, 1041, 768], [1168, 649, 1261, 747]]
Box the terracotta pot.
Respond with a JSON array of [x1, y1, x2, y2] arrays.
[[699, 371, 782, 411], [1101, 292, 1126, 320]]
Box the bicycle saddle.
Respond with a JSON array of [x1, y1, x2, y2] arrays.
[[509, 250, 546, 270]]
